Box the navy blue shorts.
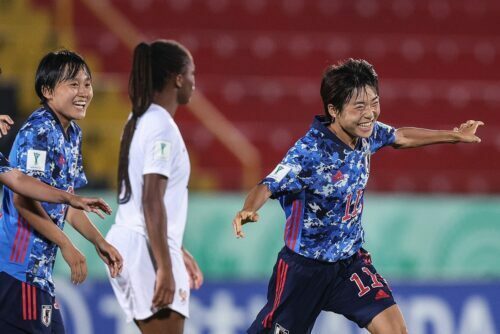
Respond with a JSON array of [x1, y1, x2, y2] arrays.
[[248, 247, 396, 333], [0, 272, 65, 334]]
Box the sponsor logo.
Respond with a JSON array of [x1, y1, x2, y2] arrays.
[[375, 289, 390, 300], [41, 305, 52, 327]]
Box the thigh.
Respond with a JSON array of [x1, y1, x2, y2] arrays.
[[324, 248, 396, 328], [0, 272, 65, 334], [135, 308, 185, 334], [247, 247, 329, 334], [366, 304, 408, 334]]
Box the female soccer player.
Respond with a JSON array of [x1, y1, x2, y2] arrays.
[[106, 40, 203, 334], [0, 51, 122, 334], [233, 59, 483, 334]]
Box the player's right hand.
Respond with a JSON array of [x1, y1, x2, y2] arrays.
[[68, 195, 112, 219], [0, 115, 14, 138], [60, 243, 87, 285], [152, 268, 175, 309], [232, 210, 260, 238]]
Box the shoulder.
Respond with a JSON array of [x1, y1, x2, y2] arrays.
[[138, 106, 179, 139], [17, 109, 55, 140]]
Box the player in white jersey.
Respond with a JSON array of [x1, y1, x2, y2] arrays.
[[106, 40, 203, 334]]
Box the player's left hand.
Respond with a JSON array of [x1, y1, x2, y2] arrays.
[[0, 115, 14, 138], [453, 120, 484, 143], [68, 195, 112, 219], [232, 210, 260, 238], [94, 238, 123, 278], [182, 247, 204, 290]]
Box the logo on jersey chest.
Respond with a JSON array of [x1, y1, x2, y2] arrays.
[[41, 305, 52, 327], [26, 149, 47, 172]]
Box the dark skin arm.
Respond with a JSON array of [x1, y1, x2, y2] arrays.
[[142, 173, 174, 309], [232, 184, 272, 238]]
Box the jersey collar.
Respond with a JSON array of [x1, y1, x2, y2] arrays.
[[311, 115, 359, 151], [42, 104, 76, 140]]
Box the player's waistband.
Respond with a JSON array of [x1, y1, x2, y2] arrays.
[[281, 246, 361, 268]]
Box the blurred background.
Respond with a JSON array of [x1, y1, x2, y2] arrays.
[[1, 0, 500, 333]]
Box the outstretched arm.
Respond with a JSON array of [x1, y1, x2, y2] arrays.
[[13, 193, 88, 284], [66, 207, 123, 278], [0, 170, 111, 217], [232, 183, 272, 238], [393, 120, 484, 149]]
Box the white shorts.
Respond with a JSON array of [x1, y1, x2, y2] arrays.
[[105, 225, 190, 322]]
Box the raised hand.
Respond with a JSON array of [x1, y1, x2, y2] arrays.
[[453, 120, 484, 143], [0, 114, 14, 138], [94, 238, 123, 278], [60, 242, 87, 284], [68, 195, 112, 219], [232, 210, 260, 238]]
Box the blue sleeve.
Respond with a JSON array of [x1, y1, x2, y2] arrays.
[[0, 152, 12, 174], [261, 139, 313, 199], [12, 124, 55, 186], [73, 130, 87, 189], [369, 121, 396, 154]]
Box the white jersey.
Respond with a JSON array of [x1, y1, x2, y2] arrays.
[[114, 103, 190, 251]]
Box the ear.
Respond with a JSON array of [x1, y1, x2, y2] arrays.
[[327, 104, 338, 118], [175, 74, 183, 89], [41, 86, 53, 101]]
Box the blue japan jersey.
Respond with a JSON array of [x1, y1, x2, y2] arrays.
[[0, 106, 87, 295], [262, 116, 395, 262], [0, 152, 12, 174]]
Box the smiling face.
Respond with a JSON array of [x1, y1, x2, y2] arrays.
[[329, 85, 380, 146], [43, 67, 93, 126]]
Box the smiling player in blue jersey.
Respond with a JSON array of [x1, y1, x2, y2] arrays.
[[0, 52, 122, 334], [233, 58, 483, 334]]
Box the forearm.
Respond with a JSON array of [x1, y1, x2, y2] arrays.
[[13, 193, 71, 249], [393, 127, 461, 149], [66, 207, 105, 244], [242, 184, 272, 211], [143, 197, 171, 270], [2, 170, 73, 204]]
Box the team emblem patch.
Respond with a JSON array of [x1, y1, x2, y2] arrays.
[[274, 323, 289, 334], [179, 288, 188, 303], [41, 305, 52, 327], [267, 164, 291, 182], [153, 141, 172, 161], [26, 149, 47, 172]]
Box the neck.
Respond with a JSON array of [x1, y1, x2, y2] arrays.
[[153, 90, 178, 117], [328, 122, 358, 149], [47, 103, 71, 133]]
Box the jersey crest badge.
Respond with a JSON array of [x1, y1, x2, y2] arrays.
[[41, 305, 52, 327], [274, 323, 289, 334]]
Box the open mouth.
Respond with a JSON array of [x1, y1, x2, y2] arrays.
[[358, 121, 373, 129], [73, 101, 87, 110]]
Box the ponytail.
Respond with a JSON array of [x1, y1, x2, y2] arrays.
[[117, 43, 153, 204]]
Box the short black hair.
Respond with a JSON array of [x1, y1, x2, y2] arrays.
[[35, 50, 91, 103], [320, 58, 379, 122]]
